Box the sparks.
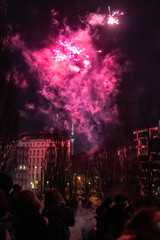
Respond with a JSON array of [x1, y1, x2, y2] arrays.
[[107, 7, 124, 25], [52, 40, 91, 71], [12, 11, 129, 142]]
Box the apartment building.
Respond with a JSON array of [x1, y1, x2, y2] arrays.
[[133, 126, 160, 196], [13, 132, 71, 191]]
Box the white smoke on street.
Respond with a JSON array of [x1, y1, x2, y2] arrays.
[[70, 207, 97, 240]]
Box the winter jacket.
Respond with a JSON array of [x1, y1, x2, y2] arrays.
[[43, 203, 75, 240], [0, 212, 17, 240], [15, 206, 48, 240]]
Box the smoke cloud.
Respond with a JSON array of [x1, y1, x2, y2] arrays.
[[11, 12, 130, 144]]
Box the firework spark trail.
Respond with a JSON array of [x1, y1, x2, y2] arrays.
[[107, 7, 124, 25], [12, 12, 128, 143]]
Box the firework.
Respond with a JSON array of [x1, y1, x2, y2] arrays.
[[107, 6, 124, 25], [52, 40, 90, 71], [12, 11, 129, 143]]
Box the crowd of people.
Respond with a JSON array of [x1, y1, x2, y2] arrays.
[[0, 172, 75, 240], [0, 172, 160, 240], [95, 194, 160, 240]]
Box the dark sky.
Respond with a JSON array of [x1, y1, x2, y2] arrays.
[[6, 0, 160, 143]]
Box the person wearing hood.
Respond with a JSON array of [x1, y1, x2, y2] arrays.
[[118, 206, 160, 240], [43, 188, 75, 240], [15, 190, 48, 240]]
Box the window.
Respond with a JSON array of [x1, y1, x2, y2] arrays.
[[37, 158, 39, 164], [140, 148, 147, 155], [29, 150, 31, 156], [140, 138, 147, 145], [134, 140, 138, 146], [41, 150, 44, 156], [138, 131, 148, 138], [33, 158, 35, 164], [33, 150, 35, 156], [37, 150, 39, 156], [151, 129, 158, 138]]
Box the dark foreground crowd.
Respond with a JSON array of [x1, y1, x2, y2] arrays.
[[0, 172, 75, 240], [0, 172, 160, 240], [95, 194, 160, 240]]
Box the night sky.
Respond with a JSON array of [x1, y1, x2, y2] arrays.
[[3, 0, 160, 151]]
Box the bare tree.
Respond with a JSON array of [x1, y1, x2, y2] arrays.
[[44, 123, 71, 197], [0, 0, 19, 174], [94, 142, 122, 199]]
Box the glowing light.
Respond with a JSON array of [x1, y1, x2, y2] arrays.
[[12, 11, 129, 143], [107, 7, 124, 25], [52, 40, 91, 70]]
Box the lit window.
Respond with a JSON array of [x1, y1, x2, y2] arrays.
[[19, 166, 22, 170]]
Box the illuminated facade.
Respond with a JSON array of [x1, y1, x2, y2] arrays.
[[133, 126, 160, 196], [13, 132, 71, 191]]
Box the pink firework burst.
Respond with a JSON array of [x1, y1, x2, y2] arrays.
[[107, 7, 124, 25], [12, 14, 129, 143], [52, 40, 90, 70]]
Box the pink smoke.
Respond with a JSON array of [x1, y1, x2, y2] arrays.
[[88, 13, 106, 26], [12, 12, 129, 143]]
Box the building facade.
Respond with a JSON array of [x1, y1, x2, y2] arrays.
[[133, 126, 160, 197], [13, 132, 71, 192]]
